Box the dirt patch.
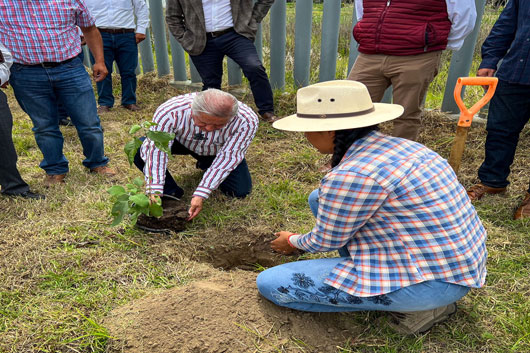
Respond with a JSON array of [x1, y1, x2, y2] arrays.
[[136, 197, 189, 232], [105, 271, 363, 353], [198, 233, 304, 270]]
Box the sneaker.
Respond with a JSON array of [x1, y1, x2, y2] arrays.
[[89, 165, 116, 177], [467, 183, 506, 201], [44, 174, 66, 187], [514, 192, 530, 220], [388, 303, 457, 335]]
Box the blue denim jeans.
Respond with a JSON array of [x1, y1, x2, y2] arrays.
[[133, 137, 252, 198], [189, 30, 274, 115], [91, 32, 138, 107], [10, 58, 108, 175], [478, 80, 530, 193], [256, 258, 470, 312]]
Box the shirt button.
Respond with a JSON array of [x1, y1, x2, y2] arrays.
[[521, 59, 524, 62]]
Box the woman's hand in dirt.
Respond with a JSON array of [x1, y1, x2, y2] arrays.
[[188, 196, 204, 221], [271, 231, 298, 255]]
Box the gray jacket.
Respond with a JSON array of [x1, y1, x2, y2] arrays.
[[166, 0, 274, 56]]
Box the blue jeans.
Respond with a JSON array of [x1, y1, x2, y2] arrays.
[[189, 30, 274, 115], [10, 58, 108, 175], [133, 137, 252, 198], [256, 258, 470, 312], [91, 32, 138, 107], [478, 80, 530, 193]]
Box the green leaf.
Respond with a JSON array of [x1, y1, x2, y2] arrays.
[[146, 131, 175, 155], [117, 193, 129, 202], [128, 124, 141, 135], [129, 194, 149, 208], [132, 177, 144, 188], [141, 121, 157, 129], [110, 201, 128, 227], [107, 185, 126, 196], [149, 202, 163, 218], [124, 138, 143, 166]]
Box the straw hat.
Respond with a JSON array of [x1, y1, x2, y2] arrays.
[[272, 80, 404, 132]]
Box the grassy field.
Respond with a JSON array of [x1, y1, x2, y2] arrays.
[[1, 3, 529, 353]]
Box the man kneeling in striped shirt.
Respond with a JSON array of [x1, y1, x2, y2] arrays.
[[134, 89, 258, 220]]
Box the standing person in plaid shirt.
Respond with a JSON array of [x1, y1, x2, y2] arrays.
[[257, 80, 487, 335], [0, 0, 116, 187]]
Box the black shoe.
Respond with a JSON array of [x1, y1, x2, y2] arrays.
[[4, 190, 45, 200], [59, 117, 73, 126]]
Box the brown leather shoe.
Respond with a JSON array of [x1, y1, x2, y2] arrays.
[[44, 174, 66, 187], [97, 106, 111, 114], [467, 183, 506, 201], [260, 112, 278, 123], [514, 192, 530, 220], [90, 165, 116, 177], [122, 104, 141, 112]]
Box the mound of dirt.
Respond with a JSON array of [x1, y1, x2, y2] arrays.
[[105, 271, 363, 353]]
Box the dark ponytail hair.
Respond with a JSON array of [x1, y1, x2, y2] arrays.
[[331, 125, 378, 167]]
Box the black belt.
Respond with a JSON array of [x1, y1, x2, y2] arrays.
[[98, 28, 135, 34], [206, 27, 234, 38], [24, 56, 77, 69]]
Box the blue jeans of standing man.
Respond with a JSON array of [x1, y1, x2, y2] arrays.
[[189, 30, 274, 116], [91, 31, 138, 107], [10, 58, 108, 175], [478, 80, 530, 193]]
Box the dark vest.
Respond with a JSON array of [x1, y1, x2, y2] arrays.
[[353, 0, 452, 56]]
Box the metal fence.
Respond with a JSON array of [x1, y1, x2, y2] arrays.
[[87, 0, 489, 114]]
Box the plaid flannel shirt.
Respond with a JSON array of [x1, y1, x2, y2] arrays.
[[291, 131, 487, 297], [0, 0, 94, 64]]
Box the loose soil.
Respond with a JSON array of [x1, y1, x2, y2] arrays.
[[105, 271, 364, 353], [136, 197, 189, 232]]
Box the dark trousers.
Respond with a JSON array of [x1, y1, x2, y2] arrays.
[[134, 138, 252, 198], [478, 80, 530, 193], [189, 30, 274, 115], [90, 32, 138, 107], [0, 90, 29, 195]]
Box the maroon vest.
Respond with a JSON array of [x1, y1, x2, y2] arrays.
[[353, 0, 452, 56]]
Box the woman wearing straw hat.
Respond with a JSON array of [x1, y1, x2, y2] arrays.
[[256, 80, 487, 335]]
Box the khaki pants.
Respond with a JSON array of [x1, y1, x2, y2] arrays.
[[348, 51, 442, 141]]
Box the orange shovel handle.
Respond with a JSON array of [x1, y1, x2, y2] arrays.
[[453, 77, 498, 127]]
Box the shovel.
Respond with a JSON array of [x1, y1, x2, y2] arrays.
[[448, 77, 498, 174]]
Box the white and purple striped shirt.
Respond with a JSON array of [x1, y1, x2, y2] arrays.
[[140, 93, 258, 199]]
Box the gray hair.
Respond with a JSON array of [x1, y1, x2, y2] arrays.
[[191, 89, 239, 119]]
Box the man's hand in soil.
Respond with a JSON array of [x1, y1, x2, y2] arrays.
[[188, 196, 204, 220], [271, 231, 298, 255]]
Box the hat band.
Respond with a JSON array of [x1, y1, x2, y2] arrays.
[[297, 106, 375, 119]]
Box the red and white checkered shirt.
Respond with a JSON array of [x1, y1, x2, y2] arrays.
[[140, 93, 259, 199], [0, 0, 94, 64], [290, 131, 487, 297]]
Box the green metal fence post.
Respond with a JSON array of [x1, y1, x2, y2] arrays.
[[294, 0, 313, 87], [139, 27, 155, 73], [319, 0, 341, 82], [149, 0, 170, 77], [269, 0, 286, 90]]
